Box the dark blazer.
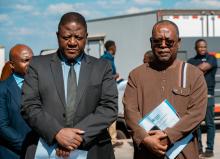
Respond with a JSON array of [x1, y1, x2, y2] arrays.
[[21, 52, 118, 159], [0, 75, 31, 159]]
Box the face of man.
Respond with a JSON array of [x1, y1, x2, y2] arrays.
[[57, 22, 87, 61], [111, 45, 116, 56], [10, 46, 33, 76], [196, 41, 207, 56], [151, 23, 180, 65]]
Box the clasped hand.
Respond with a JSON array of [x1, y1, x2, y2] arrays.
[[142, 130, 169, 157], [55, 128, 85, 157]]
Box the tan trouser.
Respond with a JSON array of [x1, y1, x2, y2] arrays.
[[108, 121, 117, 144]]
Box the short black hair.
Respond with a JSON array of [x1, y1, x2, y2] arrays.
[[104, 40, 115, 51], [152, 20, 179, 38], [58, 12, 87, 31], [195, 38, 207, 48]]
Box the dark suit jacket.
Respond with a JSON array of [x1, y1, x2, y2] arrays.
[[0, 75, 31, 159], [21, 52, 118, 159]]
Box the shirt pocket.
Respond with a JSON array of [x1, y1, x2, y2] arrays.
[[172, 87, 190, 117]]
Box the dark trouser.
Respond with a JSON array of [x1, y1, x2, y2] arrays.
[[198, 97, 215, 151]]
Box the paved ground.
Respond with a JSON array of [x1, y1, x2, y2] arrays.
[[200, 131, 220, 159], [115, 131, 220, 159]]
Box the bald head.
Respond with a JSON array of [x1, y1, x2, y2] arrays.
[[9, 44, 33, 76], [152, 20, 179, 39], [9, 44, 33, 61]]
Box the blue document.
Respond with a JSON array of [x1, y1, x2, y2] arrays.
[[138, 99, 193, 159], [34, 138, 88, 159]]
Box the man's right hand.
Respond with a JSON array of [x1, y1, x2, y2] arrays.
[[55, 128, 85, 150], [142, 131, 168, 157]]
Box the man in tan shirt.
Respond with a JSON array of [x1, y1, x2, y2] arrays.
[[123, 20, 207, 159]]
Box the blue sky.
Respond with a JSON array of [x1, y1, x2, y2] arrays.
[[1, 0, 220, 58]]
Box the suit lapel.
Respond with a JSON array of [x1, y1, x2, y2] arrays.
[[8, 75, 21, 106], [50, 53, 66, 107], [75, 54, 92, 107]]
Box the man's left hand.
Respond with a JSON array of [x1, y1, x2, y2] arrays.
[[148, 130, 170, 146], [56, 145, 71, 157]]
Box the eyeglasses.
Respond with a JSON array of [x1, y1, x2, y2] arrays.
[[150, 37, 176, 48]]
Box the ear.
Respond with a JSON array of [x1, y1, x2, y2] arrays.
[[150, 37, 153, 49], [194, 45, 197, 50], [9, 61, 15, 70], [177, 38, 181, 49]]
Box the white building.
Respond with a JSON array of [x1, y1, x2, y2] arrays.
[[86, 9, 220, 103]]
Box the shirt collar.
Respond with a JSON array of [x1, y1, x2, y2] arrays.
[[195, 52, 208, 59], [104, 51, 114, 59], [13, 73, 24, 88], [59, 52, 84, 65]]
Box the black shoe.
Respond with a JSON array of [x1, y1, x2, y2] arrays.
[[199, 148, 203, 155], [201, 149, 214, 157]]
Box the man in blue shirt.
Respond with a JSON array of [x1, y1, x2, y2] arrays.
[[101, 40, 119, 80], [0, 44, 33, 159], [188, 39, 217, 158]]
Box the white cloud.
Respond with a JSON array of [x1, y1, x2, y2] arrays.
[[193, 0, 220, 7], [96, 0, 127, 9], [14, 4, 33, 12], [32, 11, 41, 16], [0, 14, 9, 22], [17, 28, 33, 35], [111, 0, 127, 4], [12, 4, 41, 16], [45, 2, 105, 19], [125, 7, 153, 14], [133, 0, 161, 5], [97, 0, 126, 6], [175, 0, 220, 8], [0, 14, 13, 26], [47, 3, 75, 15], [96, 0, 107, 7], [9, 27, 33, 36]]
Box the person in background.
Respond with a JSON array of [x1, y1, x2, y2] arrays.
[[123, 20, 207, 159], [0, 44, 33, 159], [188, 39, 217, 158], [143, 50, 154, 63], [0, 61, 12, 80], [101, 40, 119, 80], [21, 12, 118, 159], [101, 40, 123, 147]]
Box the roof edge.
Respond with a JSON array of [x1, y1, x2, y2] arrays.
[[87, 9, 220, 22]]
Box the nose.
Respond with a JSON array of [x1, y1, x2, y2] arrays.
[[68, 37, 77, 46], [161, 39, 167, 48]]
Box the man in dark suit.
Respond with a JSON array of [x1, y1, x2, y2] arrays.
[[21, 12, 118, 159], [0, 44, 33, 159]]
